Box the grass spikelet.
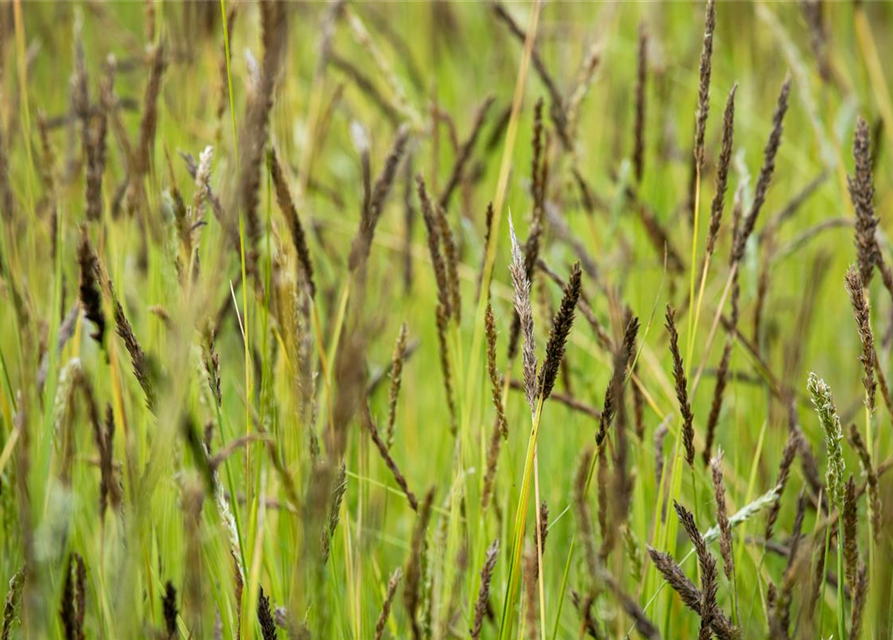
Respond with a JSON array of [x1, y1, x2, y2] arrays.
[[434, 201, 461, 323], [471, 540, 499, 639], [482, 303, 508, 509], [808, 373, 845, 508], [202, 325, 222, 409], [848, 424, 880, 543], [596, 315, 639, 447], [666, 305, 695, 466], [59, 554, 86, 640], [849, 116, 881, 288], [404, 154, 416, 293], [842, 475, 859, 591], [485, 302, 508, 439], [404, 488, 434, 640], [508, 214, 538, 415], [86, 56, 114, 221], [257, 586, 277, 640], [94, 400, 120, 516], [597, 448, 613, 561], [386, 322, 409, 449], [808, 371, 847, 640], [237, 0, 289, 255], [375, 568, 403, 640], [764, 430, 799, 543], [508, 99, 546, 361], [538, 262, 581, 401], [570, 591, 600, 639], [845, 266, 877, 413], [435, 303, 458, 434], [349, 124, 411, 272], [673, 502, 722, 640], [806, 536, 827, 621], [270, 149, 315, 297], [705, 83, 737, 258], [133, 41, 165, 180], [710, 452, 734, 580], [800, 0, 832, 82], [633, 22, 647, 184], [849, 563, 869, 640], [113, 290, 156, 411], [363, 404, 418, 511], [439, 95, 495, 210], [733, 74, 791, 263], [646, 546, 738, 640], [574, 448, 599, 583], [417, 175, 452, 315], [77, 229, 106, 345], [694, 0, 716, 172], [323, 462, 348, 563], [1, 568, 24, 640], [162, 581, 177, 640]]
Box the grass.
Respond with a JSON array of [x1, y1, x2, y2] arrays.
[[3, 1, 893, 639]]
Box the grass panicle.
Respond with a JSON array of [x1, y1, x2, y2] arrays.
[[633, 22, 647, 184], [374, 568, 403, 640], [363, 404, 418, 511], [666, 304, 696, 466], [404, 488, 434, 640], [694, 0, 716, 172], [733, 74, 791, 264], [674, 501, 721, 640], [471, 540, 499, 639], [508, 214, 538, 415], [710, 452, 734, 580], [848, 424, 880, 543], [538, 262, 581, 401], [647, 545, 738, 640], [162, 581, 177, 640], [844, 265, 877, 413], [596, 315, 639, 447], [842, 475, 859, 591], [386, 322, 409, 449], [77, 229, 106, 345], [764, 430, 800, 543], [808, 373, 846, 508], [270, 149, 316, 297], [705, 83, 737, 258], [849, 116, 883, 288]]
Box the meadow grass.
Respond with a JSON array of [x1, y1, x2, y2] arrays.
[[2, 2, 893, 639]]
